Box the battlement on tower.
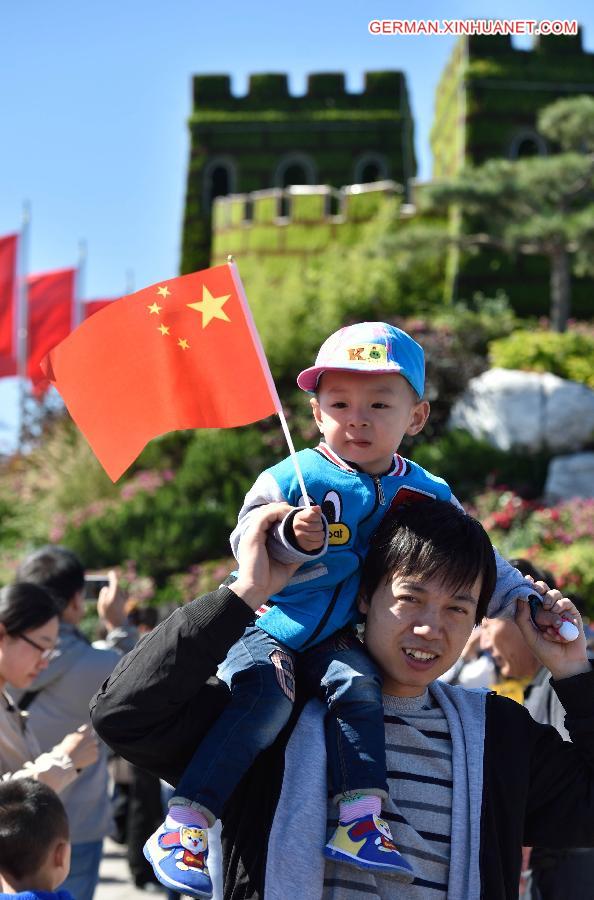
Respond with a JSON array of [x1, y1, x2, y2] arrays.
[[181, 69, 415, 273], [431, 27, 594, 179], [191, 71, 407, 113]]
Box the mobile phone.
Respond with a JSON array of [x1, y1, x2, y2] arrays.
[[84, 575, 110, 602]]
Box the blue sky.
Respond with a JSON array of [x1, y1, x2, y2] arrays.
[[0, 1, 592, 447]]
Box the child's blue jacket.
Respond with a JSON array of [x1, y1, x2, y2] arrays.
[[0, 892, 75, 900], [231, 443, 534, 650]]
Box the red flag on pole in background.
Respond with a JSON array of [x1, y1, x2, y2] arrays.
[[27, 268, 76, 395], [84, 298, 116, 320], [0, 234, 18, 377], [42, 263, 281, 481]]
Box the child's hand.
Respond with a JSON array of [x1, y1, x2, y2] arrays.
[[292, 505, 325, 552]]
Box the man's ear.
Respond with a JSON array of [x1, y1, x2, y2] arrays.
[[310, 396, 324, 433], [406, 400, 430, 436]]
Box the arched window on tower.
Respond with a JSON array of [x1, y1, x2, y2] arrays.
[[274, 153, 317, 189], [353, 153, 388, 185], [274, 154, 317, 216], [203, 157, 237, 213], [509, 130, 547, 161]]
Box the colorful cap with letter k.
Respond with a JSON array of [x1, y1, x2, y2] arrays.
[[297, 321, 425, 399]]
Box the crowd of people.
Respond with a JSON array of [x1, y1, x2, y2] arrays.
[[1, 322, 592, 900]]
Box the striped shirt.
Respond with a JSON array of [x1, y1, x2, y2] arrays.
[[323, 691, 452, 899]]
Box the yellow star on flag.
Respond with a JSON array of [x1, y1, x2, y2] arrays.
[[157, 286, 171, 298], [148, 302, 162, 315], [187, 285, 231, 328], [178, 338, 190, 350], [158, 324, 170, 336]]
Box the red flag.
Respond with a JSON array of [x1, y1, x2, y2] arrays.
[[42, 264, 280, 481], [27, 268, 76, 394], [84, 298, 116, 319], [0, 234, 18, 378]]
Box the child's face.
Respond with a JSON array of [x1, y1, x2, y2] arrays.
[[310, 371, 429, 474]]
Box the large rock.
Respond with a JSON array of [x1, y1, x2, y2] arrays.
[[545, 452, 594, 502], [449, 368, 594, 452]]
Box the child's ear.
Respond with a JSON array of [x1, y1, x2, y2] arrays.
[[357, 590, 370, 615], [406, 400, 430, 436], [53, 839, 68, 869], [310, 396, 324, 432]]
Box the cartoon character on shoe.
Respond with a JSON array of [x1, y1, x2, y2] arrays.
[[324, 813, 415, 881], [144, 823, 213, 898]]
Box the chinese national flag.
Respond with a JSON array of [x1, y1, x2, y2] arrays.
[[0, 234, 18, 378], [42, 264, 279, 481], [84, 298, 115, 319], [27, 268, 76, 395]]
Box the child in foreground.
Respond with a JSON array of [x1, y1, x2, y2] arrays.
[[0, 779, 73, 900], [145, 321, 560, 899]]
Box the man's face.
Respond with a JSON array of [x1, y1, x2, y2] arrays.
[[310, 371, 429, 475], [480, 617, 539, 679], [359, 570, 481, 697]]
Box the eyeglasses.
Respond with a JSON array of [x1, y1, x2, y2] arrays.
[[17, 633, 55, 661]]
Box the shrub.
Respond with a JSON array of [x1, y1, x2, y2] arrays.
[[54, 426, 286, 585], [432, 292, 520, 356], [489, 326, 594, 389], [412, 430, 550, 501], [467, 489, 594, 612]]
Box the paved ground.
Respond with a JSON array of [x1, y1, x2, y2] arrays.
[[95, 838, 156, 900]]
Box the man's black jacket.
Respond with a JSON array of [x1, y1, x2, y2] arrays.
[[90, 587, 594, 900]]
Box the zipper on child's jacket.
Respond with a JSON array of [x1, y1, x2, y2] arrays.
[[373, 475, 386, 506], [359, 473, 387, 527], [299, 582, 344, 649]]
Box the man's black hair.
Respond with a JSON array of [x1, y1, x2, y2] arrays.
[[0, 779, 69, 881], [361, 500, 497, 625], [16, 545, 85, 613]]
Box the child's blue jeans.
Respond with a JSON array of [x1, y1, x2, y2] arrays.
[[174, 624, 388, 821]]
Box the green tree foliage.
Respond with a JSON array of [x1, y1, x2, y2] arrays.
[[426, 96, 594, 332], [246, 201, 448, 387]]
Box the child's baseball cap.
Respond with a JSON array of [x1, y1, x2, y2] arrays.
[[297, 322, 425, 398]]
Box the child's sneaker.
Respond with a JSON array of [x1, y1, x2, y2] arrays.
[[324, 813, 415, 882], [143, 821, 213, 898]]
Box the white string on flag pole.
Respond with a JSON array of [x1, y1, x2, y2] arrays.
[[227, 256, 311, 510]]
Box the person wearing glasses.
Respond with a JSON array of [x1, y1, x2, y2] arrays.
[[0, 582, 98, 791], [12, 546, 137, 900]]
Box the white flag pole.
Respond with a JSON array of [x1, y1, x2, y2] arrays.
[[16, 202, 30, 451], [226, 256, 311, 509], [73, 240, 87, 328]]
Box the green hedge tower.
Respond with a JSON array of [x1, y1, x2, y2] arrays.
[[180, 71, 416, 272], [431, 29, 594, 316]]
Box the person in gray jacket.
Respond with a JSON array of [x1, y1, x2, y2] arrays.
[[13, 546, 137, 900]]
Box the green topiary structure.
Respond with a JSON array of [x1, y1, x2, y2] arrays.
[[180, 70, 416, 272], [431, 28, 594, 317]]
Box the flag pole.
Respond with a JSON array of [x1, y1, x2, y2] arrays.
[[226, 256, 311, 509], [73, 240, 87, 328], [17, 202, 31, 451]]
